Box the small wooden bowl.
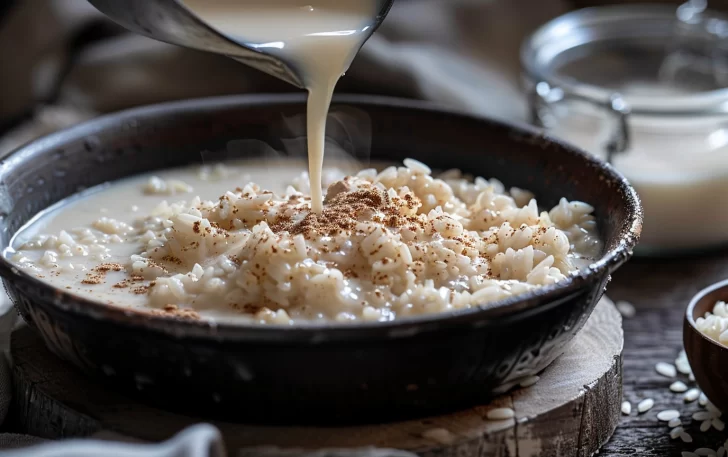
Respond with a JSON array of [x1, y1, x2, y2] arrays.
[[684, 279, 728, 412]]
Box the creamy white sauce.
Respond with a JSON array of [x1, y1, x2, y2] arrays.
[[182, 0, 379, 213]]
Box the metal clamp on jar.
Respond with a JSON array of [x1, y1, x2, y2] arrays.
[[522, 2, 728, 255]]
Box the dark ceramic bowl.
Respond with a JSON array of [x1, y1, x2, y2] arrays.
[[0, 94, 642, 424], [685, 279, 728, 413]]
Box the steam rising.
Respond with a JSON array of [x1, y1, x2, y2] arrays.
[[199, 105, 372, 194]]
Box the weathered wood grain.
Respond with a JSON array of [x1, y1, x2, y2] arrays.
[[8, 298, 623, 457], [600, 252, 728, 457]]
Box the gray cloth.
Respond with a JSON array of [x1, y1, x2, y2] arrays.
[[0, 0, 567, 454], [0, 424, 225, 456]]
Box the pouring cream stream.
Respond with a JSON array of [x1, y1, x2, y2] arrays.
[[181, 0, 379, 213]]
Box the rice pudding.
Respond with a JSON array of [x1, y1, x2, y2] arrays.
[[6, 159, 601, 325], [696, 300, 728, 347]]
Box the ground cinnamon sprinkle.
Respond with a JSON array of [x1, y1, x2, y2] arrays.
[[229, 303, 264, 314], [161, 255, 183, 265], [82, 262, 126, 285], [270, 183, 417, 238], [145, 259, 169, 273], [149, 304, 200, 320], [132, 285, 149, 294], [95, 263, 124, 272]]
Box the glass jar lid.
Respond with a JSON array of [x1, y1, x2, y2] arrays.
[[521, 4, 728, 116]]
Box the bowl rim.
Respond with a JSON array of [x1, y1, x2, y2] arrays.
[[0, 93, 643, 343], [685, 278, 728, 352]]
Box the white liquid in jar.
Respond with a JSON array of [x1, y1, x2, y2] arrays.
[[551, 101, 728, 252], [181, 0, 379, 213]]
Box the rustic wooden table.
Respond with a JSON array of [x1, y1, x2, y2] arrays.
[[600, 251, 728, 456]]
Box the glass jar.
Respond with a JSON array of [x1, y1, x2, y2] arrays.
[[521, 4, 728, 255]]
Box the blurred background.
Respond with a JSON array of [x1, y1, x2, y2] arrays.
[[0, 0, 707, 156]]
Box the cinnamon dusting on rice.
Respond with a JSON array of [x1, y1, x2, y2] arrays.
[[144, 259, 169, 274], [95, 263, 124, 272], [131, 281, 154, 294], [161, 255, 183, 265], [270, 182, 421, 238], [230, 303, 264, 315]]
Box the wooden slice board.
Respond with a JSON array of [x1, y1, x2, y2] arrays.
[[9, 297, 623, 457]]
